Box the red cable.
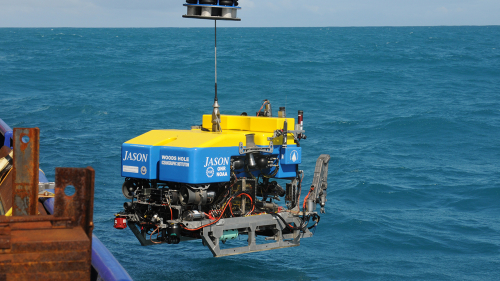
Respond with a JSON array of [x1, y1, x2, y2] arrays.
[[150, 225, 162, 244], [162, 203, 174, 220], [302, 186, 314, 211], [182, 193, 254, 231]]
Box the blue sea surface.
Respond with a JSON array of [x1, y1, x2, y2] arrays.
[[1, 26, 499, 280]]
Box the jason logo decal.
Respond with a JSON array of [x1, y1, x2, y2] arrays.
[[203, 157, 230, 167], [204, 157, 229, 178], [123, 151, 148, 162]]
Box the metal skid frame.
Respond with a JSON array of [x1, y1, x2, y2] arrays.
[[127, 211, 314, 257], [201, 212, 313, 257]]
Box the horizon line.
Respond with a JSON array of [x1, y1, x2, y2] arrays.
[[1, 25, 499, 28]]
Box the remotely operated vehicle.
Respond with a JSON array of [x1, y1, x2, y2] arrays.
[[113, 1, 330, 257]]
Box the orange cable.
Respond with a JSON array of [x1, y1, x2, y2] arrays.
[[302, 186, 314, 211], [182, 193, 254, 231]]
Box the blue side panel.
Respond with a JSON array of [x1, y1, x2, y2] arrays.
[[276, 162, 298, 178], [121, 143, 160, 180], [159, 146, 237, 184], [122, 143, 301, 182], [276, 146, 301, 178], [280, 146, 301, 164]]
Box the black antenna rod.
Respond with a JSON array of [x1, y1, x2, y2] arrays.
[[211, 20, 221, 132], [215, 20, 217, 101]]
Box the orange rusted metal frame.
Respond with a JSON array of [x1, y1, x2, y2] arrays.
[[54, 166, 95, 239], [12, 128, 39, 216], [0, 128, 95, 280]]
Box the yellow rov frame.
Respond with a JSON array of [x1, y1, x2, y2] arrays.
[[126, 115, 296, 148]]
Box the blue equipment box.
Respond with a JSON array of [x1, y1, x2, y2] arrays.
[[121, 143, 160, 180], [122, 142, 301, 183], [159, 146, 236, 184]]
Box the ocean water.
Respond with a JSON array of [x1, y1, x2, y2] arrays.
[[1, 26, 499, 280]]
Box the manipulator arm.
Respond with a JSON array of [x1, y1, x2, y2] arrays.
[[310, 154, 330, 214]]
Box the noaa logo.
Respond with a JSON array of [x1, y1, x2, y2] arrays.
[[141, 166, 147, 175], [206, 167, 214, 178], [290, 150, 299, 163]]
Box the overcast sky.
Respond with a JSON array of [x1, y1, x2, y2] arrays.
[[1, 0, 499, 28]]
